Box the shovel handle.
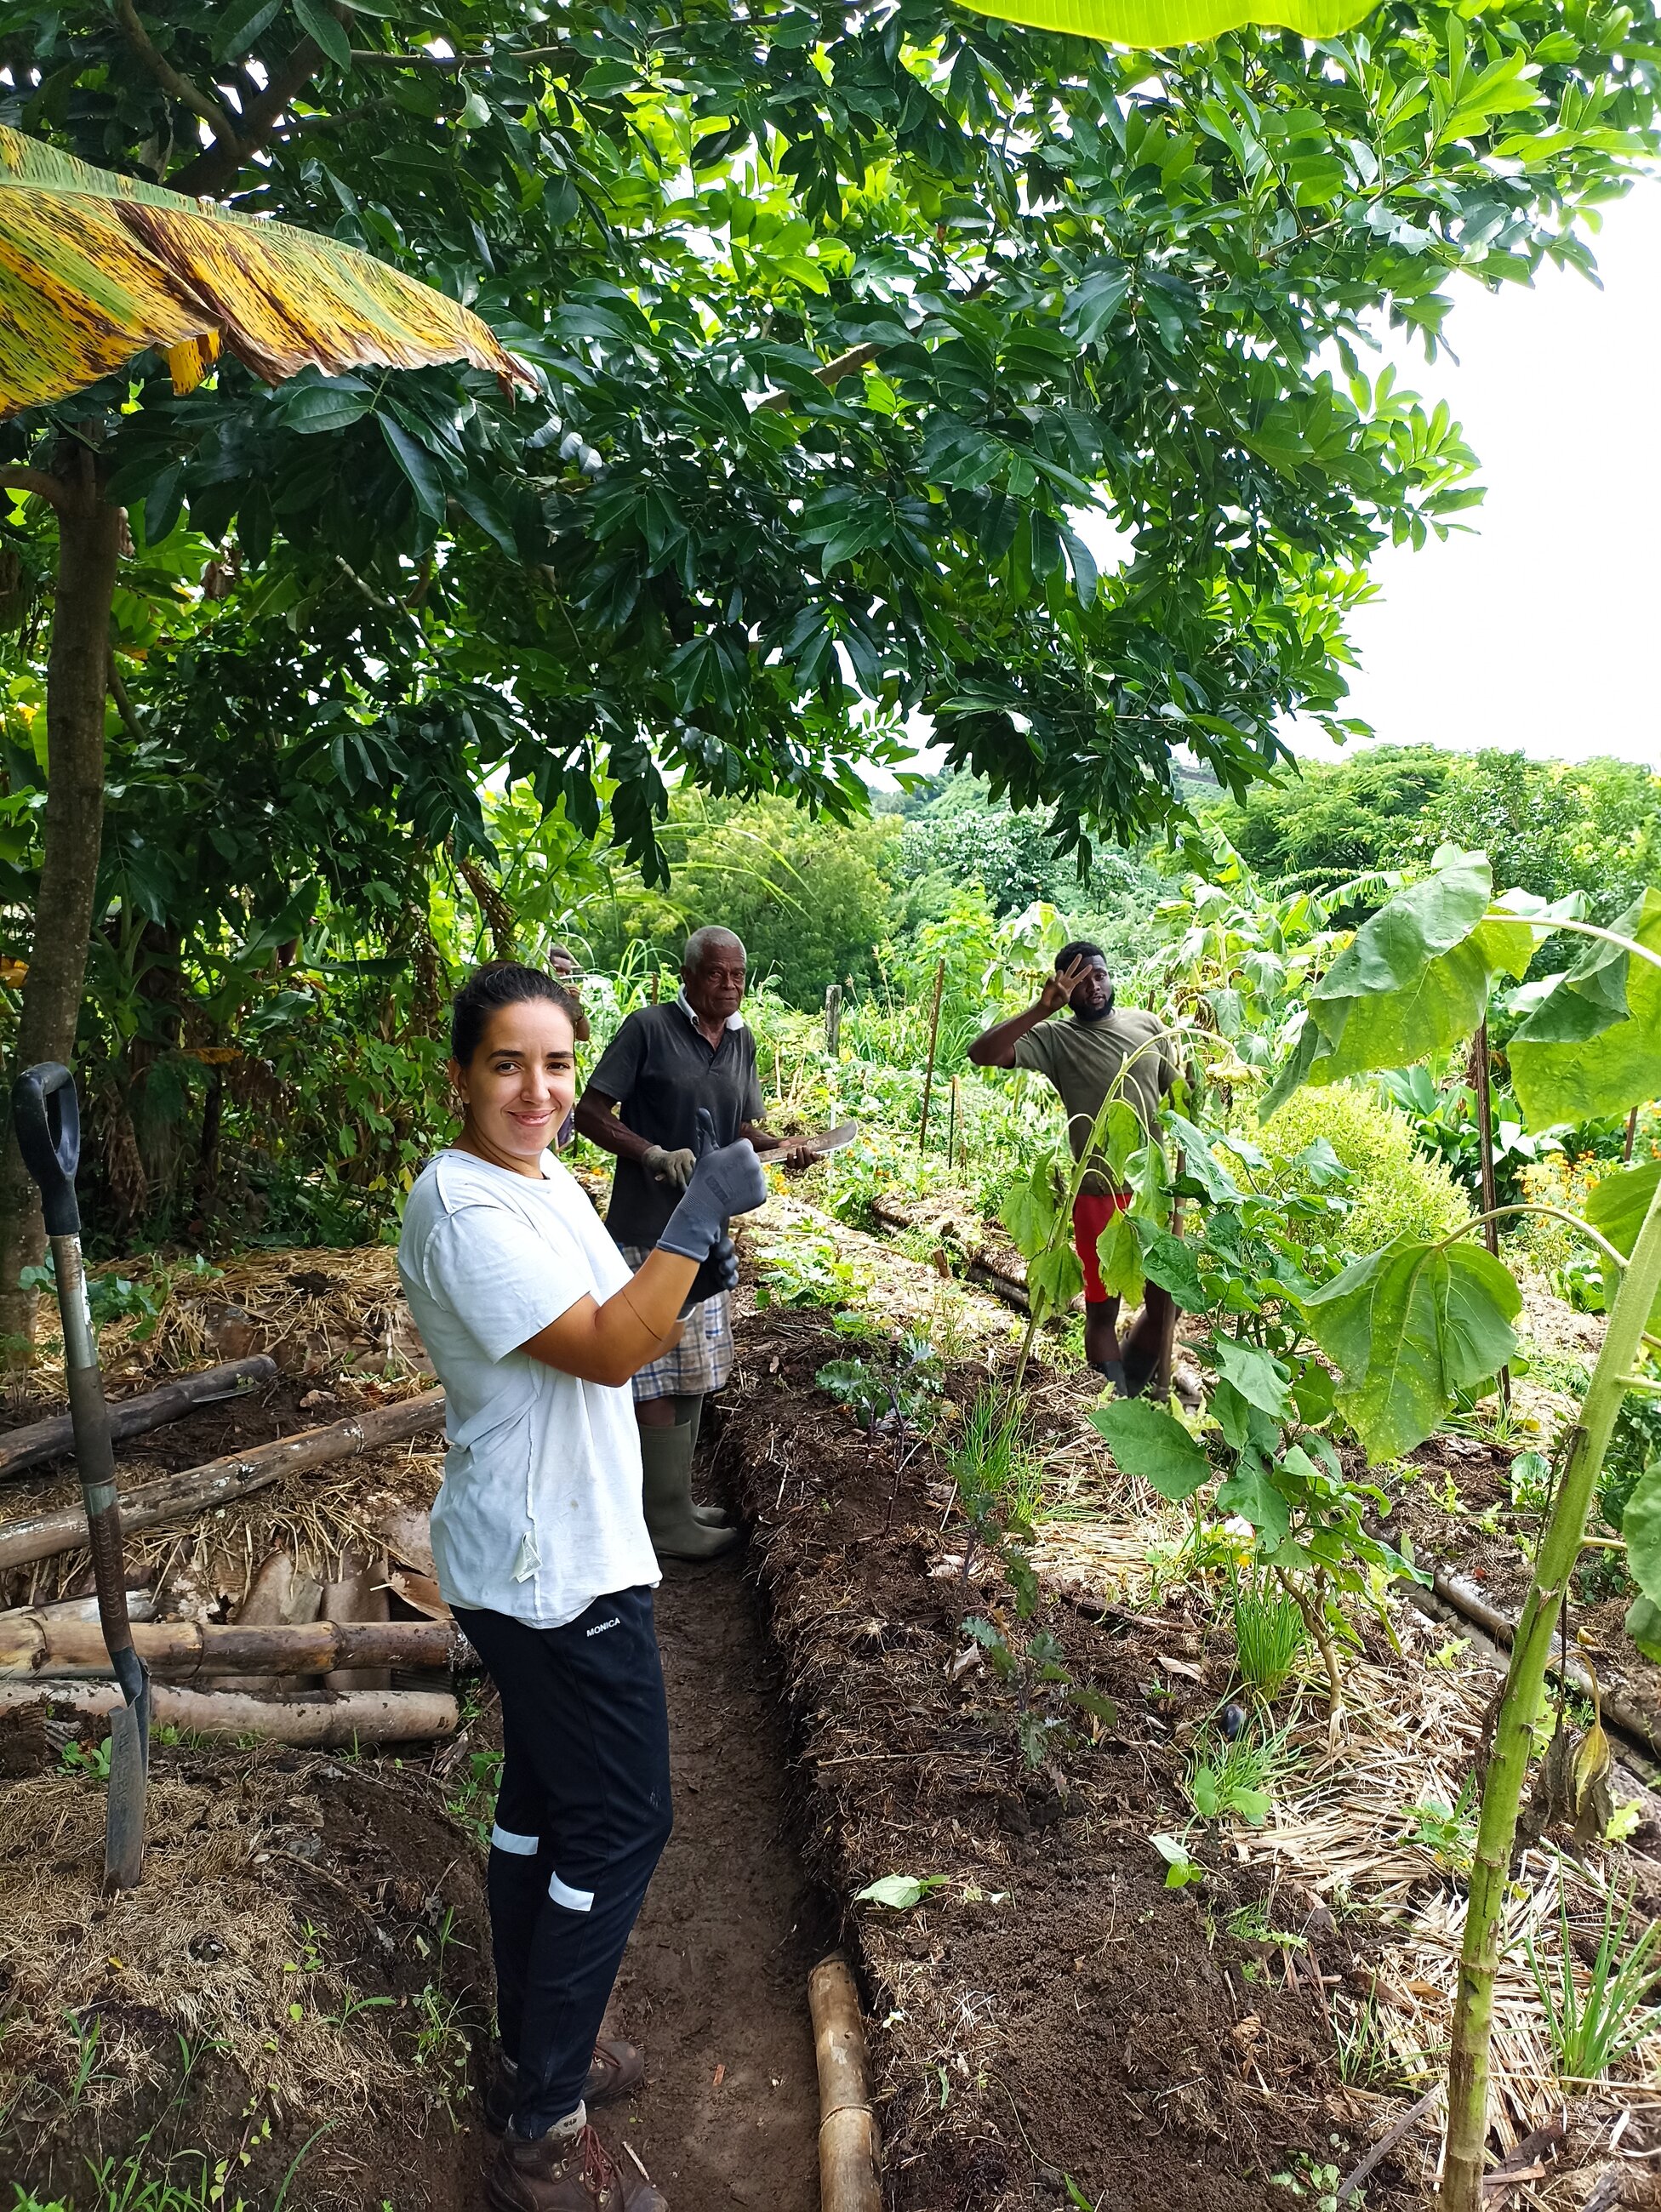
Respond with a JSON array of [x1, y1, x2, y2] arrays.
[[11, 1067, 137, 1673], [12, 1062, 81, 1238]]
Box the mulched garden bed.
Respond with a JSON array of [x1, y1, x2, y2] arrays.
[[711, 1303, 1412, 2212]]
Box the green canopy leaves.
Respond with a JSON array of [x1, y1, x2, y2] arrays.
[[1300, 1237, 1521, 1462]]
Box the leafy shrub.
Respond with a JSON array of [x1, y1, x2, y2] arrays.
[[1259, 1083, 1470, 1257]]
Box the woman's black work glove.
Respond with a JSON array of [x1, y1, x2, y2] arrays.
[[656, 1108, 768, 1262]]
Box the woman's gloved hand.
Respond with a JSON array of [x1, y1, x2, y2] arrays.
[[679, 1233, 739, 1314], [642, 1143, 696, 1189], [657, 1109, 768, 1260]]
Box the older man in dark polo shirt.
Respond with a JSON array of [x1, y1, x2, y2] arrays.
[[574, 925, 807, 1559]]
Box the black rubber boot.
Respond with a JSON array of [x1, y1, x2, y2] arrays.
[[641, 1418, 737, 1561]]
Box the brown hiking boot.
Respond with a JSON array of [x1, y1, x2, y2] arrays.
[[484, 2041, 645, 2135], [486, 2123, 665, 2212]]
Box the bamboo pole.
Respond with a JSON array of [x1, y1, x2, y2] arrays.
[[0, 1679, 457, 1744], [0, 1355, 278, 1480], [0, 1389, 446, 1569], [916, 958, 945, 1156], [0, 1612, 458, 1679], [808, 1955, 881, 2212]]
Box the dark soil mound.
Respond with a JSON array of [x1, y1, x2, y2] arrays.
[[713, 1307, 1397, 2212]]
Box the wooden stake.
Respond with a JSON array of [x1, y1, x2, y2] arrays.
[[947, 1075, 958, 1174], [1470, 1019, 1510, 1410], [1625, 1105, 1641, 1164], [0, 1389, 446, 1570], [809, 1955, 881, 2212], [917, 958, 945, 1156], [0, 1679, 457, 1744], [825, 982, 842, 1057]]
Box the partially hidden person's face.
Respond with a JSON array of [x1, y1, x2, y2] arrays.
[[683, 942, 746, 1024], [1070, 956, 1114, 1022], [451, 1000, 576, 1168]]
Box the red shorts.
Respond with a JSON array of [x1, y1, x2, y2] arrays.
[[1073, 1189, 1132, 1304]]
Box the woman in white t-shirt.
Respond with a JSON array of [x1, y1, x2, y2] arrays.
[[398, 961, 766, 2212]]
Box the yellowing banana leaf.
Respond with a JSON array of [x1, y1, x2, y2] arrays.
[[0, 126, 532, 415], [957, 0, 1373, 41]]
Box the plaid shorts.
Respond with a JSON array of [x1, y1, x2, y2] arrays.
[[617, 1245, 735, 1402]]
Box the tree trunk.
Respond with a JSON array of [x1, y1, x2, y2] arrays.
[[125, 920, 184, 1221], [0, 448, 122, 1356]]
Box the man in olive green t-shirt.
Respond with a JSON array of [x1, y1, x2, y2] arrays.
[[968, 941, 1178, 1395]]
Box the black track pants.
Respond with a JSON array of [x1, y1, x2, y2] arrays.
[[454, 1588, 672, 2138]]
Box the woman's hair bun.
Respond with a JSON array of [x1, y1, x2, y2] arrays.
[[451, 961, 579, 1065]]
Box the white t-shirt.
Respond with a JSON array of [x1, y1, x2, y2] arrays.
[[397, 1149, 659, 1628]]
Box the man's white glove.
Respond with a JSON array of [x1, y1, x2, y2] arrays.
[[642, 1143, 696, 1189]]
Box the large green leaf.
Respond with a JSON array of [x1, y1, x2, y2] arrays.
[[957, 0, 1373, 41], [0, 124, 529, 413], [1312, 847, 1492, 998], [1264, 850, 1498, 1112], [1299, 848, 1495, 1084], [1584, 1159, 1661, 1328], [1509, 890, 1661, 1128], [1139, 1227, 1207, 1312], [1300, 1238, 1521, 1462], [1211, 1337, 1292, 1418], [1029, 1241, 1085, 1320], [1088, 1400, 1210, 1502], [1622, 1464, 1661, 1611], [1215, 1454, 1292, 1548], [1095, 1210, 1145, 1304], [1626, 1592, 1661, 1666]]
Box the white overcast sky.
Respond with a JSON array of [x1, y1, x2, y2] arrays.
[[888, 177, 1661, 785], [1286, 178, 1661, 769]]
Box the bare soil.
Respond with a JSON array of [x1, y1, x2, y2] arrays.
[[606, 1548, 827, 2209], [0, 1442, 827, 2212]]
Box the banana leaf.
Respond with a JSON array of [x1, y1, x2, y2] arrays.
[[0, 126, 530, 414], [957, 0, 1372, 39]]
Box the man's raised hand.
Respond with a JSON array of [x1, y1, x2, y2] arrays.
[[1039, 955, 1092, 1013]]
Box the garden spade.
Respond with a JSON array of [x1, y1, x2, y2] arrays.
[[12, 1062, 149, 1889]]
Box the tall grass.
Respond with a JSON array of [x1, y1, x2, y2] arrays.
[[1529, 1883, 1661, 2084]]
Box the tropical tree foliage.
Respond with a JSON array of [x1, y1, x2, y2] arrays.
[[1212, 746, 1661, 914], [6, 0, 1657, 876]]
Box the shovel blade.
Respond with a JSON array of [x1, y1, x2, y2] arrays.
[[103, 1679, 150, 1892]]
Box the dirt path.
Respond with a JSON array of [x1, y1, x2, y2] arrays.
[[602, 1549, 827, 2211]]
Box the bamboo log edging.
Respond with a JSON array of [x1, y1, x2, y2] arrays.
[[1428, 1566, 1661, 1764], [0, 1355, 279, 1480], [0, 1388, 446, 1570], [0, 1679, 457, 1744], [0, 1613, 459, 1680], [808, 1954, 882, 2212]]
